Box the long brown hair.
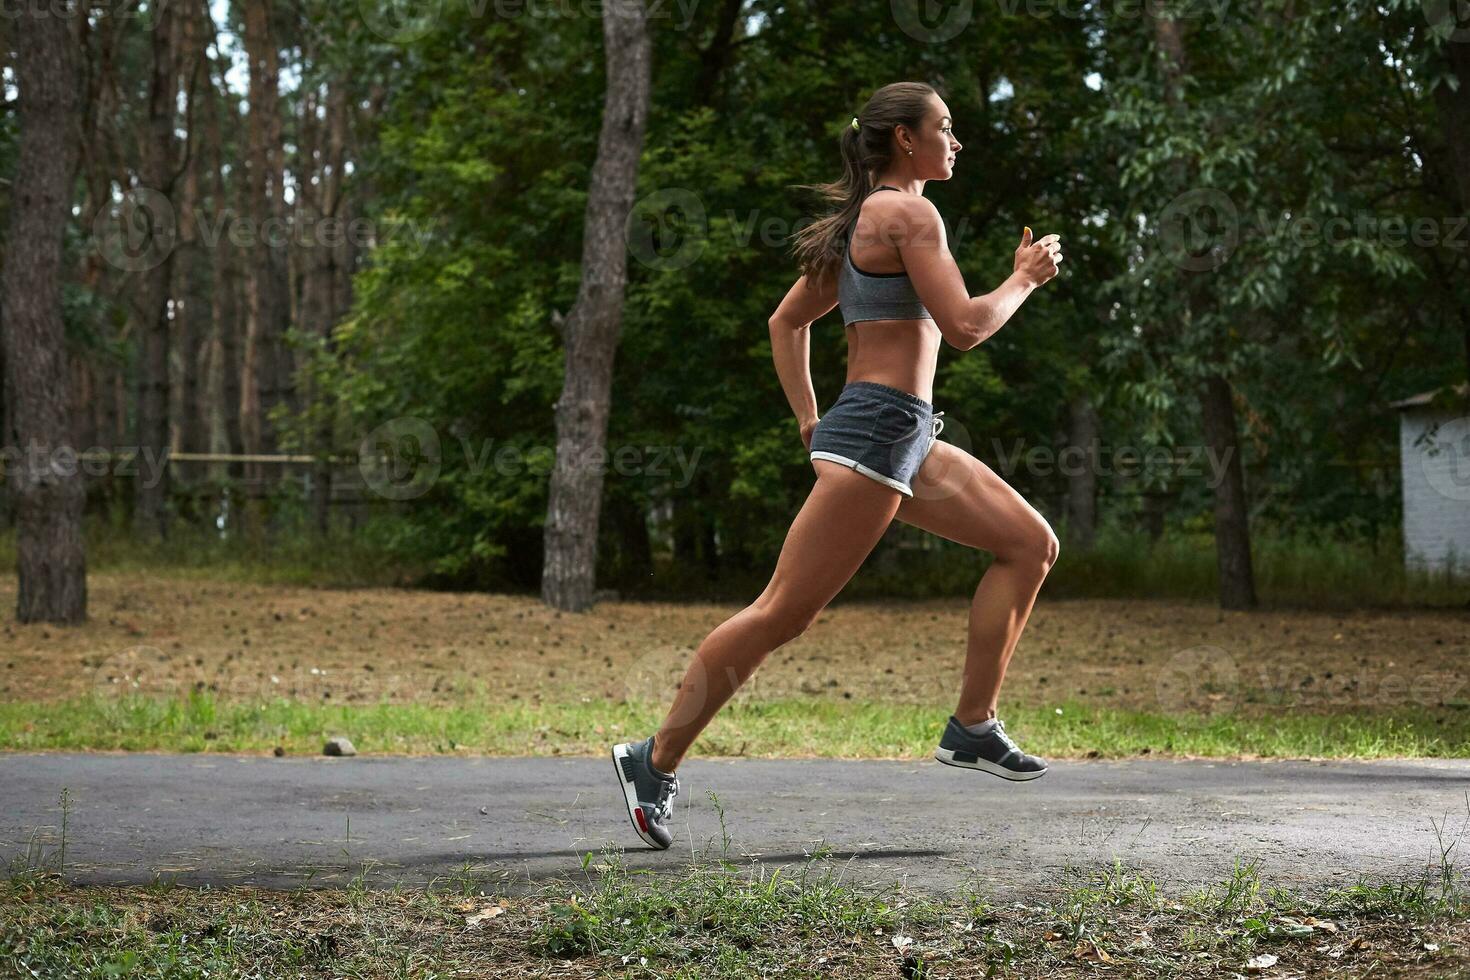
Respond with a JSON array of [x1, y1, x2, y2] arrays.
[[789, 81, 939, 289]]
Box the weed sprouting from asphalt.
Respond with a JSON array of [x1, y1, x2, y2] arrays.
[[706, 789, 733, 861], [1429, 792, 1470, 900], [2, 789, 73, 885], [1324, 800, 1469, 925], [57, 788, 70, 878], [1187, 856, 1263, 918]]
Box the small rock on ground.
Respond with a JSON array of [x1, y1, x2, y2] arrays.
[[323, 737, 356, 757]]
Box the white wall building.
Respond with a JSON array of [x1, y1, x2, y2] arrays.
[[1391, 384, 1470, 575]]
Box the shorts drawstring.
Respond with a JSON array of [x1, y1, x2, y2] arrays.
[[931, 411, 945, 439]]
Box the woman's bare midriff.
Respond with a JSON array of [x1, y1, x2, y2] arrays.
[[843, 317, 942, 404]]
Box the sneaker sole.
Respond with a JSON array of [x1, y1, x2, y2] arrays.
[[933, 746, 1048, 781], [610, 743, 671, 850]]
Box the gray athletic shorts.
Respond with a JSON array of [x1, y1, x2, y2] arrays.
[[809, 381, 945, 498]]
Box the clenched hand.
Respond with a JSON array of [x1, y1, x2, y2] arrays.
[[1015, 226, 1063, 287]]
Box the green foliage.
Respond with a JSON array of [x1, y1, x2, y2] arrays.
[[280, 0, 1464, 592], [1087, 0, 1466, 534]]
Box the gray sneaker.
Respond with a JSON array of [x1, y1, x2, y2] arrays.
[[611, 735, 680, 849], [933, 716, 1048, 781]]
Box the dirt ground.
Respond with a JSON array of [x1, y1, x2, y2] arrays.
[[0, 571, 1466, 716]]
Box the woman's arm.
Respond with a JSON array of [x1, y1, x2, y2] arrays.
[[768, 274, 838, 434], [888, 196, 1062, 351]]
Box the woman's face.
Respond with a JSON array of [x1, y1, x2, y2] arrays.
[[901, 96, 962, 180]]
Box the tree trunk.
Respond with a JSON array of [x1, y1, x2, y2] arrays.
[[111, 372, 127, 449], [623, 497, 654, 585], [71, 360, 96, 451], [1430, 37, 1470, 396], [172, 0, 208, 470], [695, 0, 745, 102], [295, 61, 351, 536], [2, 1, 87, 623], [198, 5, 244, 486], [266, 16, 293, 436], [541, 0, 652, 612], [671, 490, 699, 569], [0, 344, 8, 530], [702, 511, 721, 578], [1140, 488, 1168, 543], [1063, 393, 1099, 550], [310, 79, 352, 534], [1432, 38, 1470, 225], [1198, 373, 1257, 609], [75, 2, 126, 506], [603, 491, 654, 586], [240, 0, 286, 500], [133, 0, 177, 540], [1148, 0, 1257, 609]]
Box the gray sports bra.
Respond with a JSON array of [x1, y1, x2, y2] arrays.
[[836, 185, 934, 326]]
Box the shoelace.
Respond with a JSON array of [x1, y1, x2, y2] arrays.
[[654, 774, 680, 821], [992, 719, 1021, 754]]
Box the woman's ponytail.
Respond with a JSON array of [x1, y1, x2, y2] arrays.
[[789, 82, 937, 289]]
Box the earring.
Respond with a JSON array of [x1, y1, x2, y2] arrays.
[[907, 149, 913, 155]]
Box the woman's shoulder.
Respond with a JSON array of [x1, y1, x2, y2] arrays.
[[854, 191, 943, 242], [861, 189, 940, 218]]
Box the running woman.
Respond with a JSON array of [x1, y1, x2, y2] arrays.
[[613, 81, 1064, 849]]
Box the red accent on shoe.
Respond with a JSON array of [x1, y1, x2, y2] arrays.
[[635, 807, 648, 833]]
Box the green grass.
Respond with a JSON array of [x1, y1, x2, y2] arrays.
[[0, 512, 421, 589], [853, 521, 1470, 607], [3, 512, 1466, 606], [2, 691, 1468, 759]]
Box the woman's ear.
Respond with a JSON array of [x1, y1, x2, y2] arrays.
[[894, 123, 916, 155]]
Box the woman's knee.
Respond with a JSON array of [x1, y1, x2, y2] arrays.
[[995, 519, 1060, 571], [1040, 526, 1060, 569], [751, 598, 821, 646]]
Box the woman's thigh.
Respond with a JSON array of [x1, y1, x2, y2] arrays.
[[753, 460, 904, 622], [893, 439, 1058, 559]]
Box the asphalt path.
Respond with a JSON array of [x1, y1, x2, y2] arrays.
[[3, 753, 1467, 898]]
